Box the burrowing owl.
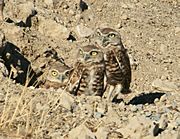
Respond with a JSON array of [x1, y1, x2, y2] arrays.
[[69, 44, 105, 96], [41, 60, 72, 90], [92, 28, 131, 100]]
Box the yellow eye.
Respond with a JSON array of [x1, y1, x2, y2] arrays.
[[90, 51, 98, 56], [51, 70, 58, 77], [108, 33, 116, 38]]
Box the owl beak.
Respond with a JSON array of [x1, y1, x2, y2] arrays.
[[58, 74, 66, 82], [102, 37, 109, 46], [84, 54, 90, 61]]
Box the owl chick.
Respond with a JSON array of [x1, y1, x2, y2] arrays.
[[69, 44, 105, 96], [92, 28, 131, 100], [41, 60, 72, 90]]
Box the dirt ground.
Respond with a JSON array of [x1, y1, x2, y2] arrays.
[[0, 0, 179, 138]]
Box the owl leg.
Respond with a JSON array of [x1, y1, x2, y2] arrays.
[[121, 81, 131, 94], [112, 84, 123, 100], [103, 84, 115, 101]]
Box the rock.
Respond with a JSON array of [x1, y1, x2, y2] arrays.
[[145, 112, 152, 117], [75, 24, 93, 38], [15, 2, 35, 21], [175, 117, 180, 126], [159, 44, 168, 53], [107, 130, 123, 139], [38, 16, 70, 39], [121, 3, 128, 9], [130, 105, 138, 112], [95, 127, 108, 139], [2, 24, 22, 42], [177, 132, 180, 139], [0, 59, 8, 78], [152, 79, 180, 92], [94, 112, 103, 118], [121, 14, 128, 20], [159, 115, 168, 130], [175, 27, 180, 34], [44, 0, 54, 7], [58, 92, 75, 111], [68, 124, 96, 139], [160, 94, 167, 102], [151, 114, 161, 121], [118, 116, 152, 139], [136, 104, 143, 110], [154, 98, 159, 103]]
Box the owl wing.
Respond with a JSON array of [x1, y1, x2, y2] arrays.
[[114, 47, 131, 91], [68, 62, 84, 95]]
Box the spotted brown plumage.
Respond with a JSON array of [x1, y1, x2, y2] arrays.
[[70, 44, 105, 96], [92, 27, 131, 100], [40, 60, 72, 90]]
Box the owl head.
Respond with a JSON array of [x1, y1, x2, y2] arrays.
[[46, 61, 72, 85], [77, 44, 104, 64], [94, 28, 122, 47]]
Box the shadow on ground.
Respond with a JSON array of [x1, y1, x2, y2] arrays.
[[127, 92, 166, 105], [0, 41, 38, 86]]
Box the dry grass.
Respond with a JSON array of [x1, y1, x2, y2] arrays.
[[0, 68, 45, 138], [0, 64, 80, 138]]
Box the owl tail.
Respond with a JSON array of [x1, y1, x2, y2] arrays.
[[121, 82, 131, 94]]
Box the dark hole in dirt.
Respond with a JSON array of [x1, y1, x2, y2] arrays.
[[25, 9, 38, 28], [0, 42, 38, 87], [153, 123, 164, 136], [67, 34, 76, 42], [5, 17, 14, 23], [112, 97, 123, 103], [79, 0, 88, 12], [128, 92, 165, 105], [5, 9, 37, 28], [15, 21, 26, 27]]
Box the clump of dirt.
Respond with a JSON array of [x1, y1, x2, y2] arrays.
[[0, 0, 179, 138]]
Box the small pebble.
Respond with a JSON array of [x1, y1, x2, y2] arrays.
[[121, 14, 128, 20], [130, 105, 138, 112], [154, 98, 159, 103], [159, 115, 168, 130], [175, 27, 180, 34], [151, 114, 161, 121], [160, 94, 167, 102], [122, 116, 128, 121], [145, 112, 152, 117], [76, 24, 93, 38], [69, 9, 75, 16], [175, 118, 180, 126], [136, 104, 143, 110], [94, 112, 103, 118]]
